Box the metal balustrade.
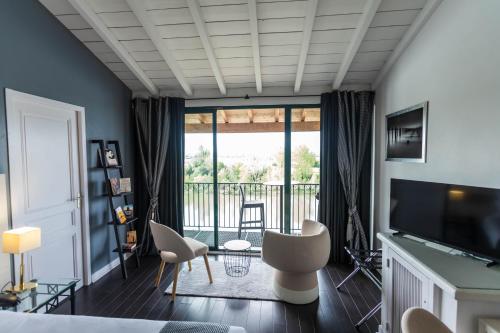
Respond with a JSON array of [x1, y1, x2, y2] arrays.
[[183, 182, 319, 233]]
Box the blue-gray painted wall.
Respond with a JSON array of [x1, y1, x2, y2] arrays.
[[0, 1, 134, 274]]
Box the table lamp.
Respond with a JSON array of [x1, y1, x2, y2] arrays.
[[2, 226, 41, 292]]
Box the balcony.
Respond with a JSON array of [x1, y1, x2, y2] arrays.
[[183, 182, 319, 248]]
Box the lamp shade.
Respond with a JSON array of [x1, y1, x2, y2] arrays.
[[2, 227, 41, 254]]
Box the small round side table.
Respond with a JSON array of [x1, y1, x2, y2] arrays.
[[223, 240, 252, 277]]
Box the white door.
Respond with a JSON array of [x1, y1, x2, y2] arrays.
[[6, 89, 84, 286]]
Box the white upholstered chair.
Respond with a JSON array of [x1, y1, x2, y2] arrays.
[[402, 308, 452, 333], [261, 219, 330, 304], [149, 221, 213, 301]]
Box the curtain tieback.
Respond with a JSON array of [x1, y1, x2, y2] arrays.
[[348, 207, 358, 217]]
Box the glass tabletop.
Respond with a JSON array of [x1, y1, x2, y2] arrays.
[[2, 279, 79, 313]]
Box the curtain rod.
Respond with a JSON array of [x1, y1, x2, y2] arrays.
[[185, 94, 321, 100]]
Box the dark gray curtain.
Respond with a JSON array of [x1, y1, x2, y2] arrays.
[[133, 97, 185, 255], [337, 91, 374, 251], [319, 91, 374, 263]]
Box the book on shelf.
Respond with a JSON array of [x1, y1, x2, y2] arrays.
[[126, 230, 137, 244], [115, 206, 127, 224], [109, 178, 121, 195], [122, 243, 137, 251], [123, 204, 134, 217], [104, 148, 118, 166], [119, 177, 132, 193]]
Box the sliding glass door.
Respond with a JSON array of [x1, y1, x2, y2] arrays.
[[184, 105, 319, 251]]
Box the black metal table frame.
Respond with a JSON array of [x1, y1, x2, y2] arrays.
[[336, 247, 382, 329]]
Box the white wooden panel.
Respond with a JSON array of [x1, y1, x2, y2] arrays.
[[144, 0, 188, 10], [310, 30, 354, 43], [306, 53, 344, 64], [349, 61, 384, 71], [174, 48, 208, 60], [98, 11, 141, 28], [309, 42, 349, 54], [261, 65, 296, 75], [261, 55, 298, 66], [364, 25, 408, 41], [304, 63, 340, 73], [262, 74, 295, 83], [353, 51, 391, 63], [179, 59, 211, 69], [344, 70, 378, 81], [183, 68, 216, 77], [317, 0, 365, 16], [121, 39, 156, 52], [219, 57, 253, 68], [257, 1, 306, 19], [130, 51, 164, 61], [371, 9, 419, 28], [221, 66, 254, 76], [71, 29, 101, 42], [88, 0, 130, 13], [207, 21, 250, 36], [148, 8, 194, 25], [224, 75, 257, 84], [94, 52, 122, 63], [260, 44, 301, 57], [39, 0, 78, 15], [105, 62, 129, 71], [151, 78, 182, 86], [314, 14, 360, 30], [166, 37, 203, 50], [188, 77, 218, 85], [211, 35, 252, 48], [57, 14, 91, 29], [144, 70, 174, 78], [122, 79, 145, 89], [200, 4, 248, 22], [378, 0, 426, 11], [260, 32, 303, 46], [84, 41, 113, 53], [214, 47, 253, 58], [110, 27, 148, 40], [138, 61, 170, 71], [358, 39, 399, 52], [303, 72, 334, 81], [114, 71, 137, 80], [259, 18, 304, 34], [157, 24, 198, 39], [301, 80, 331, 87]]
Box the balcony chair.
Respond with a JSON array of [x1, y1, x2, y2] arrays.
[[261, 219, 330, 304], [401, 308, 452, 333], [238, 184, 266, 239], [149, 221, 213, 301]]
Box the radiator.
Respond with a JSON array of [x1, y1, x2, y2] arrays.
[[391, 259, 423, 333]]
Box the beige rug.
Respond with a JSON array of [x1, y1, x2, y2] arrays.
[[165, 258, 279, 301]]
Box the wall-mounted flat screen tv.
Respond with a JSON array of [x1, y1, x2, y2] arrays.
[[390, 178, 500, 262]]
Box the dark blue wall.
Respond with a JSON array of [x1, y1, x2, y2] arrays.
[[0, 1, 134, 274]]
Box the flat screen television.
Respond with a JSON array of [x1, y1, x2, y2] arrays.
[[390, 179, 500, 262]]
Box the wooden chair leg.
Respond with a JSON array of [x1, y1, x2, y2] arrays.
[[203, 254, 213, 284], [171, 263, 180, 302], [155, 260, 165, 288], [188, 260, 192, 271]]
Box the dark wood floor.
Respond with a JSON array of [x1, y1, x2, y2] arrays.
[[54, 255, 380, 333]]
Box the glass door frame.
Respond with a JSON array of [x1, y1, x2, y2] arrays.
[[185, 104, 320, 250]]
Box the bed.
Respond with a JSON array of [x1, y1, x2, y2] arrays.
[[0, 311, 246, 333]]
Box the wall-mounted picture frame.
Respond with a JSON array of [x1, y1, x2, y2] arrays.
[[386, 101, 428, 163]]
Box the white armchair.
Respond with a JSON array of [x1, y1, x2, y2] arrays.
[[149, 221, 213, 301], [402, 308, 452, 333], [261, 219, 330, 304]]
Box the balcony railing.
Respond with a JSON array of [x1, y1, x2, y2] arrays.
[[184, 182, 319, 233]]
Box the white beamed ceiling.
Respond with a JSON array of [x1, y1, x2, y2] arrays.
[[39, 0, 428, 98]]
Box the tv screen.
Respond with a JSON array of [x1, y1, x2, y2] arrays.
[[390, 179, 500, 262]]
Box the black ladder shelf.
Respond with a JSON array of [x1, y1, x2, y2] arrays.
[[91, 139, 140, 279]]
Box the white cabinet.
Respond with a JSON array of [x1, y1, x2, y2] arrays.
[[378, 233, 500, 333]]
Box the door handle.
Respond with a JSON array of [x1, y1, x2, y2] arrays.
[[74, 192, 81, 209]]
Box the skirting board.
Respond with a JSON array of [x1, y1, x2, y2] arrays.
[[91, 254, 131, 284]]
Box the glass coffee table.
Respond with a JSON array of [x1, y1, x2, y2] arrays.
[[223, 240, 252, 277], [1, 279, 79, 314]]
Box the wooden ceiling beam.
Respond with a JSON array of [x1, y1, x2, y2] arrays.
[[68, 0, 158, 95], [301, 109, 307, 122], [186, 121, 320, 134], [126, 0, 192, 96], [372, 0, 444, 89], [294, 0, 319, 93], [220, 110, 228, 123], [274, 109, 280, 122], [248, 0, 262, 94], [332, 0, 382, 90], [247, 109, 254, 123], [187, 0, 227, 95]]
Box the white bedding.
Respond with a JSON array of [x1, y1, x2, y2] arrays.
[[0, 311, 246, 333]]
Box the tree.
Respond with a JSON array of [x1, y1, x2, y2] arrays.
[[184, 145, 213, 182], [292, 145, 318, 183], [245, 166, 269, 183]]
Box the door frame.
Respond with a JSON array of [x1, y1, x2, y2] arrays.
[[185, 104, 319, 248], [5, 89, 92, 286]]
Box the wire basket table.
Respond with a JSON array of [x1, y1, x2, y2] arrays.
[[223, 240, 252, 277]]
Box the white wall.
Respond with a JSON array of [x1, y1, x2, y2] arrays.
[[373, 0, 500, 241], [0, 174, 11, 286]]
